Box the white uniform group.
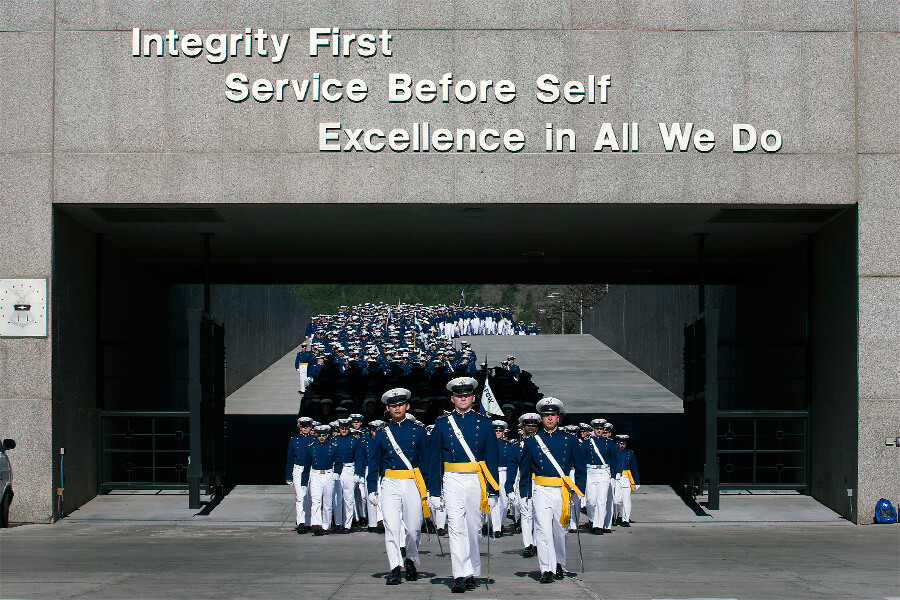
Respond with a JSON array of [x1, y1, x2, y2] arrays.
[[285, 375, 641, 592]]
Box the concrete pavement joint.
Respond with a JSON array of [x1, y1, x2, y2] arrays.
[[59, 573, 137, 600], [570, 574, 606, 600]]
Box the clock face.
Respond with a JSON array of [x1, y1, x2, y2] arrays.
[[0, 279, 48, 337]]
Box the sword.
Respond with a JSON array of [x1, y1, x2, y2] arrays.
[[575, 519, 585, 573], [485, 513, 491, 589]]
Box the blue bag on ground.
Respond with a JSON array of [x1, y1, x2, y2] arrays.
[[874, 498, 897, 524]]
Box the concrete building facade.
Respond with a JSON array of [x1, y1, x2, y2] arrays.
[[1, 1, 898, 523]]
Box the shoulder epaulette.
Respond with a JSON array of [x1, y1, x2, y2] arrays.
[[435, 413, 448, 420]]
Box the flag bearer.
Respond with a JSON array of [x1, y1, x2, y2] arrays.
[[367, 388, 431, 585], [518, 397, 586, 584]]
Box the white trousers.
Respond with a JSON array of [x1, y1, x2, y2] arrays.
[[297, 364, 309, 392], [585, 467, 613, 528], [520, 496, 534, 547], [291, 465, 311, 526], [334, 464, 357, 528], [613, 476, 632, 522], [488, 469, 508, 532], [532, 484, 567, 573], [382, 477, 424, 569], [431, 499, 447, 529], [444, 471, 482, 578], [308, 470, 334, 529]]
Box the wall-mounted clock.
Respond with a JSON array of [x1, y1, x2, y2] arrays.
[[0, 279, 48, 337]]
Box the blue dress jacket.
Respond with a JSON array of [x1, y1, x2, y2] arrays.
[[426, 409, 499, 497], [285, 434, 314, 481], [518, 428, 586, 498], [367, 419, 430, 494], [582, 436, 622, 477], [332, 434, 365, 477], [300, 440, 343, 486], [616, 449, 640, 485]]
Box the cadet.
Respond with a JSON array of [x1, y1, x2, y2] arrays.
[[295, 345, 317, 393], [333, 418, 366, 533], [427, 377, 500, 593], [488, 420, 516, 538], [302, 424, 342, 535], [367, 388, 431, 585], [508, 412, 540, 557], [613, 434, 639, 527], [364, 420, 386, 533], [503, 355, 521, 381], [285, 416, 315, 533], [518, 398, 586, 584], [583, 418, 619, 534]]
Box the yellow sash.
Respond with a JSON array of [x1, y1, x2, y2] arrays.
[[623, 469, 635, 492], [533, 475, 585, 526], [444, 461, 500, 514], [384, 468, 431, 518]]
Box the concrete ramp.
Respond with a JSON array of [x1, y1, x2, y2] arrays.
[[467, 334, 682, 414], [224, 334, 682, 416]]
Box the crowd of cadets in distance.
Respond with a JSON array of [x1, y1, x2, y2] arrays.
[[295, 303, 542, 426], [285, 413, 640, 542]]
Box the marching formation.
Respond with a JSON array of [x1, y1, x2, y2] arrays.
[[285, 376, 640, 591]]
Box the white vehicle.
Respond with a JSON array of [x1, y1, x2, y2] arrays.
[[0, 438, 15, 527]]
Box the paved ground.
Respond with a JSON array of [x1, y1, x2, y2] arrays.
[[8, 337, 892, 599], [2, 486, 897, 600]]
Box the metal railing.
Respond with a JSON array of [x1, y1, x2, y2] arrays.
[[99, 411, 191, 490]]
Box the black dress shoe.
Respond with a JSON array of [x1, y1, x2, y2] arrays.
[[298, 525, 308, 534], [340, 527, 351, 534], [367, 526, 379, 533], [437, 527, 447, 536], [465, 576, 476, 590], [451, 577, 466, 593], [313, 526, 324, 536], [522, 544, 537, 558], [601, 528, 612, 533], [481, 524, 489, 536], [376, 521, 385, 533], [539, 571, 554, 583], [555, 564, 565, 580], [513, 520, 522, 533], [621, 520, 631, 527], [386, 566, 402, 585], [491, 531, 502, 538], [404, 558, 418, 581], [593, 527, 603, 535]]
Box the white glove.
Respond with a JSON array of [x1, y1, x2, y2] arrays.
[[368, 492, 379, 507], [333, 472, 340, 481], [286, 480, 293, 486], [507, 492, 517, 506], [635, 484, 641, 490], [297, 368, 302, 372], [615, 473, 622, 481], [429, 496, 445, 511], [355, 475, 365, 484]]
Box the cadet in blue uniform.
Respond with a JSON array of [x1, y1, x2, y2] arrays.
[[613, 434, 639, 526], [368, 388, 431, 585], [285, 416, 315, 533], [504, 356, 521, 381], [583, 418, 620, 534], [488, 420, 516, 538], [427, 377, 500, 593], [518, 397, 586, 583], [333, 418, 366, 533], [295, 346, 317, 392], [302, 424, 343, 535]]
